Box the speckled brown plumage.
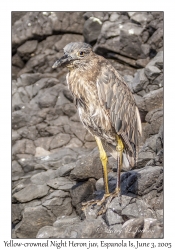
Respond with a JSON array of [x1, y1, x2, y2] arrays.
[[52, 42, 142, 170]]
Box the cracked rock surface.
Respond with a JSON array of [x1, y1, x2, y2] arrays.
[[12, 11, 163, 239]]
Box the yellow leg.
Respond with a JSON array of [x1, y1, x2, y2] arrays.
[[95, 136, 109, 195], [115, 134, 124, 193]]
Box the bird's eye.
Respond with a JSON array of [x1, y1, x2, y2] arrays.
[[78, 51, 85, 57]]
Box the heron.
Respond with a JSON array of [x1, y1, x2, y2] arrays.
[[52, 42, 142, 212]]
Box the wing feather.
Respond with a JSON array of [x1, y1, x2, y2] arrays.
[[96, 63, 142, 166]]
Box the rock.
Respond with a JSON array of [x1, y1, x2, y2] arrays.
[[148, 28, 163, 50], [70, 150, 103, 181], [34, 137, 53, 151], [145, 65, 161, 80], [12, 204, 23, 225], [49, 133, 71, 149], [30, 169, 60, 185], [12, 130, 21, 145], [141, 44, 151, 56], [70, 121, 87, 141], [120, 218, 144, 238], [35, 147, 51, 157], [54, 34, 84, 51], [42, 195, 73, 217], [141, 218, 163, 238], [36, 226, 64, 238], [12, 160, 23, 174], [131, 12, 153, 25], [38, 92, 58, 108], [15, 206, 56, 238], [84, 141, 97, 149], [146, 51, 163, 69], [12, 53, 24, 68], [63, 103, 77, 117], [132, 69, 149, 93], [106, 209, 124, 226], [12, 92, 23, 109], [136, 166, 163, 195], [17, 125, 38, 140], [137, 88, 163, 112], [17, 40, 38, 60], [12, 139, 36, 156], [13, 184, 49, 202], [47, 177, 76, 191], [70, 178, 96, 216], [48, 115, 69, 126], [143, 108, 163, 139], [65, 137, 83, 148], [85, 132, 96, 142], [83, 17, 102, 43], [58, 162, 76, 177], [53, 215, 81, 228], [121, 198, 156, 219]]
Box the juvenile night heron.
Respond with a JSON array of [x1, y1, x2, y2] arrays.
[[52, 42, 142, 210]]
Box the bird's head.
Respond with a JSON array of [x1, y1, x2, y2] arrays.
[[52, 42, 93, 70]]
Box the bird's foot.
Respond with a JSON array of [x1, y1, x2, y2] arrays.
[[82, 191, 121, 215], [97, 188, 121, 215]]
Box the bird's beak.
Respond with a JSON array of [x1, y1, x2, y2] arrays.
[[52, 54, 72, 69]]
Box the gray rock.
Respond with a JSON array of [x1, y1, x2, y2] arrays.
[[58, 162, 76, 177], [137, 166, 163, 195], [17, 126, 38, 140], [132, 69, 149, 93], [13, 184, 49, 202], [83, 17, 102, 43], [146, 51, 163, 69], [48, 115, 69, 126], [70, 178, 96, 216], [54, 34, 84, 51], [145, 65, 161, 80], [63, 103, 77, 117], [137, 88, 163, 112], [131, 12, 153, 25], [70, 121, 87, 141], [35, 147, 51, 157], [148, 28, 163, 50], [12, 139, 36, 156], [15, 206, 56, 238], [65, 137, 83, 148], [34, 137, 53, 151], [47, 177, 76, 191], [53, 215, 80, 228], [12, 204, 23, 225], [70, 151, 103, 181], [141, 218, 163, 238], [36, 226, 65, 238], [12, 92, 23, 109], [30, 169, 60, 185], [84, 141, 97, 149], [42, 196, 73, 217], [12, 130, 21, 145], [120, 218, 144, 238], [38, 92, 58, 108], [143, 108, 163, 139], [141, 44, 151, 56], [12, 160, 23, 174], [106, 209, 124, 226], [49, 133, 71, 149], [12, 53, 24, 68], [17, 40, 38, 56], [122, 198, 156, 219], [85, 132, 95, 142]]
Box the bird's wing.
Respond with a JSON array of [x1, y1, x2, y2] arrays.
[[96, 63, 142, 164]]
